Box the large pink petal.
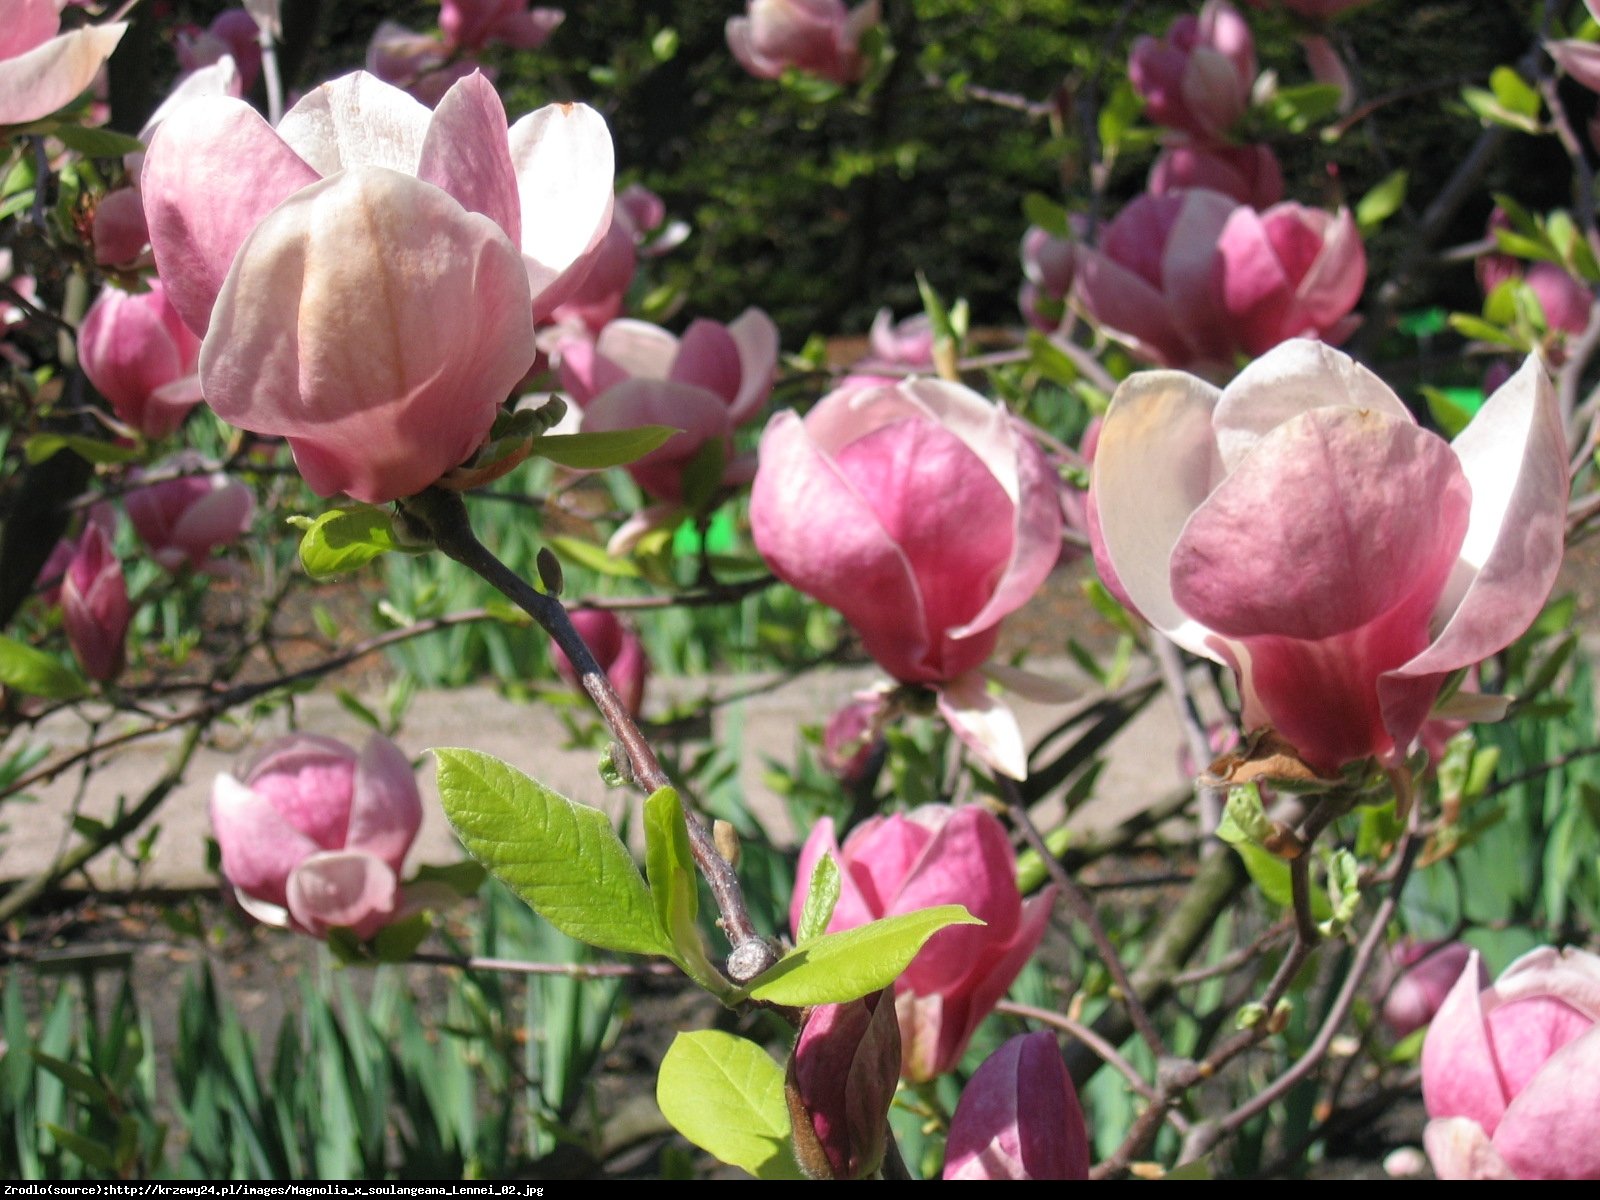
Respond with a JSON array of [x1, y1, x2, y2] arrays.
[[343, 733, 422, 870], [726, 308, 781, 425], [209, 773, 322, 908], [417, 71, 521, 245], [1074, 249, 1192, 367], [0, 21, 126, 126], [1217, 204, 1293, 354], [79, 288, 187, 419], [937, 674, 1028, 780], [1547, 38, 1600, 94], [169, 479, 255, 567], [1088, 370, 1226, 658], [286, 851, 398, 940], [142, 97, 319, 337], [1491, 1025, 1600, 1179], [0, 0, 59, 62], [669, 319, 743, 404], [1380, 356, 1567, 745], [274, 71, 429, 176], [593, 319, 681, 382], [750, 409, 931, 680], [837, 814, 933, 921], [1487, 946, 1600, 1020], [506, 102, 616, 319], [1162, 188, 1239, 364], [1422, 951, 1510, 1134], [1291, 208, 1365, 334], [200, 168, 534, 503]]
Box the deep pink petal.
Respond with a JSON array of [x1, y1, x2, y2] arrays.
[[417, 71, 521, 245], [209, 773, 322, 908], [1491, 1026, 1600, 1179], [837, 814, 933, 920], [343, 733, 422, 870], [725, 308, 781, 425], [242, 734, 357, 849], [1074, 248, 1191, 367], [0, 0, 59, 61], [669, 319, 743, 405], [1423, 950, 1510, 1133]]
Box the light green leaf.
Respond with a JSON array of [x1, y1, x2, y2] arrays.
[[794, 852, 840, 945], [644, 787, 729, 995], [532, 426, 678, 469], [23, 434, 140, 465], [1355, 169, 1407, 234], [546, 535, 642, 579], [0, 635, 84, 699], [1489, 65, 1540, 119], [43, 123, 147, 158], [1022, 192, 1071, 238], [295, 507, 400, 579], [739, 905, 979, 1005], [656, 1031, 803, 1180], [434, 749, 669, 955]]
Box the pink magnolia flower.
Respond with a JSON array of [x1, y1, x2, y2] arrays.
[[440, 0, 563, 53], [1149, 140, 1284, 209], [60, 520, 130, 683], [751, 379, 1062, 779], [786, 989, 901, 1179], [365, 21, 460, 104], [210, 733, 424, 940], [91, 188, 152, 269], [792, 807, 1056, 1082], [561, 309, 779, 503], [1089, 340, 1568, 775], [0, 1, 125, 126], [943, 1031, 1091, 1180], [1381, 939, 1487, 1039], [838, 308, 935, 390], [546, 184, 681, 333], [124, 455, 255, 574], [1422, 946, 1600, 1179], [142, 70, 614, 503], [1215, 200, 1366, 357], [727, 0, 880, 86], [820, 691, 887, 783], [176, 9, 262, 93], [1129, 1, 1256, 141], [78, 281, 202, 438], [549, 607, 650, 718], [1019, 225, 1080, 331]]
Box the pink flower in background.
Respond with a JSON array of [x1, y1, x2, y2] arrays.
[[1072, 188, 1239, 372], [1149, 140, 1284, 209], [1478, 211, 1592, 338], [91, 188, 152, 269], [1422, 946, 1600, 1179], [176, 9, 262, 92], [550, 607, 650, 717], [60, 520, 130, 683], [547, 184, 684, 333], [838, 308, 935, 390], [1215, 201, 1366, 356], [943, 1031, 1091, 1180], [751, 378, 1061, 778], [0, 2, 126, 126], [791, 806, 1056, 1082], [1089, 340, 1567, 774], [364, 21, 465, 106], [1382, 940, 1486, 1039], [786, 989, 901, 1179], [727, 0, 880, 85], [124, 455, 255, 574], [210, 733, 424, 940], [78, 281, 202, 438], [440, 0, 563, 52], [142, 71, 614, 503], [1129, 1, 1256, 141], [1019, 224, 1080, 331], [561, 309, 778, 503], [820, 692, 887, 783]]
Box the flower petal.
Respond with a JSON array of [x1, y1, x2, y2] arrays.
[[417, 70, 521, 245], [0, 21, 126, 127], [1422, 950, 1510, 1133], [275, 70, 429, 175], [726, 307, 781, 424], [1491, 1025, 1600, 1180], [1423, 1117, 1516, 1180], [344, 733, 422, 871], [209, 772, 322, 908], [937, 673, 1028, 780], [286, 850, 398, 940]]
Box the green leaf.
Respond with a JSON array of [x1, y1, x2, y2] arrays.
[[739, 905, 980, 1006], [23, 433, 140, 465], [546, 535, 642, 579], [0, 635, 84, 699], [1447, 313, 1524, 350], [644, 787, 729, 994], [1461, 86, 1541, 133], [656, 1031, 803, 1180], [44, 1124, 117, 1172], [43, 123, 147, 158], [295, 506, 400, 579], [433, 748, 669, 955], [1355, 169, 1407, 234], [409, 859, 488, 896], [1489, 65, 1540, 119], [1319, 848, 1360, 937], [373, 912, 432, 963], [1215, 783, 1274, 848], [532, 426, 678, 469], [1421, 386, 1481, 439], [1022, 192, 1070, 238], [794, 851, 841, 945], [1025, 330, 1080, 387], [1265, 82, 1342, 133]]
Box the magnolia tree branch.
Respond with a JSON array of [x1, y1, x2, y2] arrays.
[[397, 487, 778, 981]]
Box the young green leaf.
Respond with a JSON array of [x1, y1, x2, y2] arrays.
[[0, 635, 85, 700], [434, 749, 669, 956], [532, 426, 679, 469], [643, 787, 730, 995], [23, 434, 140, 466], [1355, 170, 1408, 235], [295, 507, 400, 579], [739, 905, 980, 1006], [656, 1031, 804, 1180], [794, 851, 841, 944]]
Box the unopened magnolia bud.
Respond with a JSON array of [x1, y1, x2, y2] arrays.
[[786, 990, 901, 1180], [713, 819, 741, 867], [536, 547, 564, 595]]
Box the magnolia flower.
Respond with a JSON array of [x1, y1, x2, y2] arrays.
[[1149, 140, 1284, 209], [142, 70, 614, 503], [837, 308, 936, 391], [1215, 200, 1366, 356], [727, 0, 880, 85], [1422, 946, 1600, 1179], [175, 9, 262, 93], [60, 520, 130, 683], [1478, 211, 1592, 339], [1381, 940, 1486, 1039], [1128, 1, 1256, 141], [0, 3, 126, 126], [210, 733, 424, 940], [792, 806, 1057, 1082], [1089, 340, 1567, 774], [1019, 225, 1081, 331], [561, 309, 779, 503], [78, 281, 202, 438], [751, 378, 1062, 779], [124, 455, 255, 574], [786, 989, 901, 1179], [441, 0, 563, 52], [944, 1032, 1091, 1180]]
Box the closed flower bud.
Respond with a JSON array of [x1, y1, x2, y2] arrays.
[[786, 988, 901, 1179], [944, 1032, 1090, 1180]]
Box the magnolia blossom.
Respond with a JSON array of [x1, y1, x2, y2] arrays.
[[124, 455, 255, 574], [547, 184, 683, 333], [1149, 140, 1284, 209], [176, 9, 262, 93], [364, 21, 474, 106], [561, 309, 778, 503], [60, 521, 129, 683], [786, 990, 900, 1179], [78, 281, 203, 438], [751, 379, 1062, 778], [1019, 225, 1081, 331], [549, 607, 650, 717], [1215, 200, 1366, 356], [1089, 340, 1567, 774], [1381, 940, 1486, 1039], [143, 70, 614, 503], [820, 691, 887, 783], [440, 0, 563, 52], [210, 733, 424, 940], [0, 2, 126, 126], [727, 0, 880, 85], [943, 1032, 1091, 1180], [1422, 947, 1600, 1179], [792, 806, 1056, 1082], [837, 308, 935, 391], [1128, 1, 1256, 141]]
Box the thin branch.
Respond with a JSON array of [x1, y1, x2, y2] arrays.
[[409, 952, 678, 979]]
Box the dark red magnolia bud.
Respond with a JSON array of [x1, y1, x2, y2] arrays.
[[785, 988, 901, 1179]]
